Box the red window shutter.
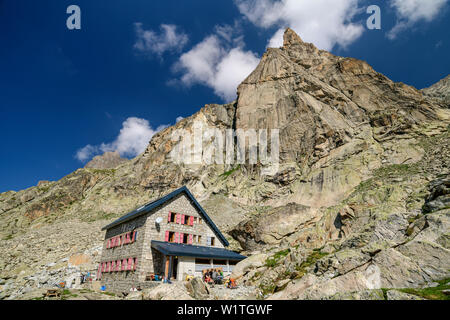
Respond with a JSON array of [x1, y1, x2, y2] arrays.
[[133, 258, 138, 271], [175, 232, 179, 243], [176, 214, 180, 224], [131, 231, 136, 243], [181, 214, 185, 225], [190, 216, 194, 226], [165, 231, 169, 242], [168, 212, 171, 222], [127, 258, 133, 270], [189, 234, 193, 245], [125, 232, 130, 244], [106, 239, 110, 249], [180, 233, 184, 243], [122, 259, 126, 271]]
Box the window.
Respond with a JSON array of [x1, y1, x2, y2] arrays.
[[182, 233, 189, 244], [195, 258, 211, 265], [213, 260, 227, 266], [195, 258, 212, 272], [168, 212, 177, 223], [168, 231, 175, 243], [207, 236, 215, 246], [197, 235, 202, 244]]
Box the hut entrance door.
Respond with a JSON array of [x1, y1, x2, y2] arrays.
[[172, 257, 178, 280]]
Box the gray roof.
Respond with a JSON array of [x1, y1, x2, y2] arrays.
[[151, 241, 246, 260], [101, 186, 229, 246]]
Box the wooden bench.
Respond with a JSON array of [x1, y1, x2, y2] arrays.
[[44, 289, 61, 298]]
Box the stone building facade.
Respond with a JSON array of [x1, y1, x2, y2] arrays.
[[97, 186, 245, 293]]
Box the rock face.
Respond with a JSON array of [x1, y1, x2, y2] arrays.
[[423, 75, 450, 107], [422, 176, 450, 214], [84, 151, 128, 169], [0, 28, 449, 300]]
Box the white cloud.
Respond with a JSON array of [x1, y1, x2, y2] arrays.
[[134, 23, 189, 56], [76, 145, 99, 162], [388, 0, 449, 39], [234, 0, 365, 51], [173, 26, 260, 101], [76, 117, 168, 162]]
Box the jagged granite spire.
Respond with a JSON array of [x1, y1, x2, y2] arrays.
[[283, 27, 304, 47]]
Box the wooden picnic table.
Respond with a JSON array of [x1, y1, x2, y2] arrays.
[[44, 289, 62, 298]]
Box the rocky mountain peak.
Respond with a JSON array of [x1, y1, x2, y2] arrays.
[[283, 28, 304, 47]]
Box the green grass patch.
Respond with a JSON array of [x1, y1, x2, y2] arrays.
[[219, 165, 241, 179], [3, 234, 13, 240], [380, 288, 389, 300], [397, 278, 450, 300], [294, 249, 329, 279], [265, 249, 291, 268], [101, 291, 117, 297], [259, 283, 276, 296], [352, 163, 420, 196]]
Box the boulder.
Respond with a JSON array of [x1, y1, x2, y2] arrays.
[[125, 291, 143, 300], [185, 277, 209, 299], [231, 254, 268, 281], [142, 283, 193, 300]]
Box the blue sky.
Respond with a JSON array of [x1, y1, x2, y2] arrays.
[[0, 0, 449, 192]]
